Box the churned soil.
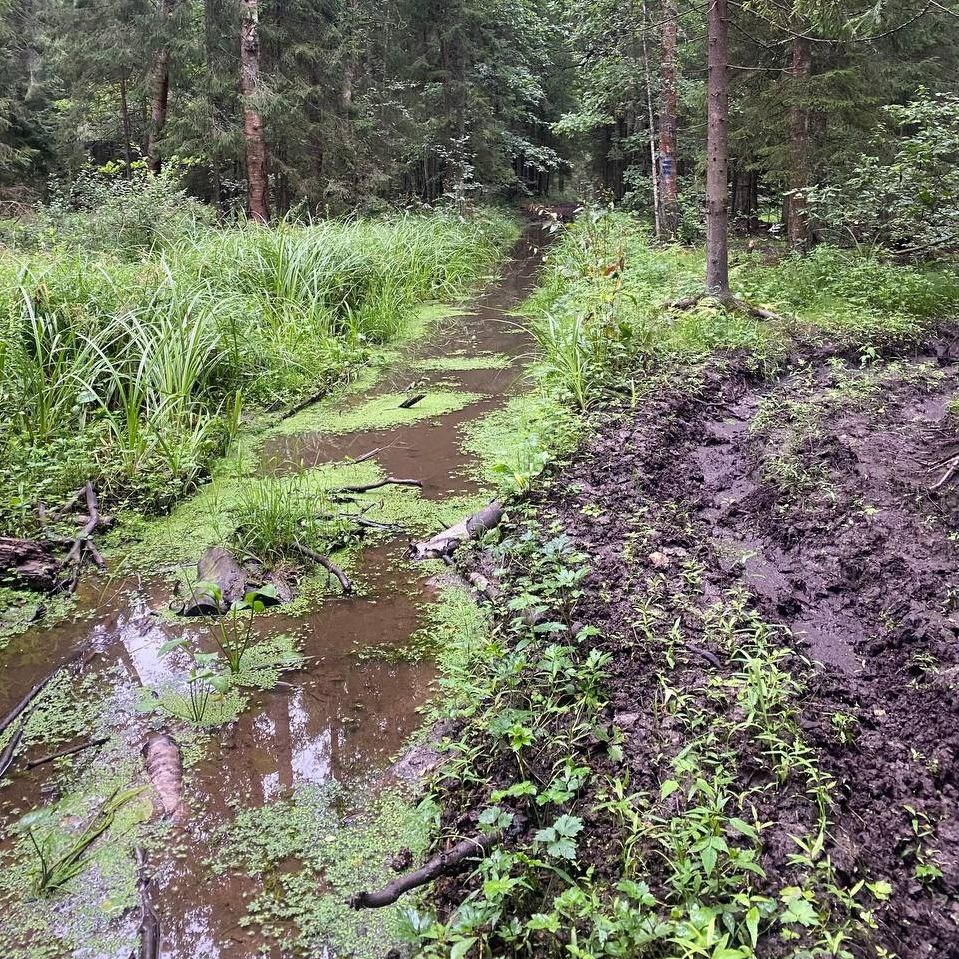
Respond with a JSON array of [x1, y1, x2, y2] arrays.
[[521, 337, 959, 957]]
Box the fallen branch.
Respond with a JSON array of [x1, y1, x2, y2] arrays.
[[26, 736, 110, 770], [63, 482, 101, 568], [291, 544, 353, 593], [411, 500, 504, 560], [349, 832, 500, 909], [0, 537, 60, 591], [332, 477, 423, 495], [398, 393, 426, 410]]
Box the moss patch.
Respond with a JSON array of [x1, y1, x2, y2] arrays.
[[460, 389, 580, 490], [211, 783, 432, 957], [275, 389, 484, 437], [414, 353, 512, 373]]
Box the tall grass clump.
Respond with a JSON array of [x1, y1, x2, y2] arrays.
[[0, 188, 516, 534]]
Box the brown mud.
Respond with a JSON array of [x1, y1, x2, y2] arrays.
[[0, 222, 550, 958], [445, 340, 959, 956]]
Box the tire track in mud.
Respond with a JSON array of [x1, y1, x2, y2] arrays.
[[536, 343, 959, 957]]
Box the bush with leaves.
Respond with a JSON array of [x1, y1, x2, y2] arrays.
[[807, 92, 959, 258]]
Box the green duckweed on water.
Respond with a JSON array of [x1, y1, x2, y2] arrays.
[[0, 761, 150, 959], [275, 389, 484, 436], [211, 783, 432, 958], [414, 352, 512, 372]]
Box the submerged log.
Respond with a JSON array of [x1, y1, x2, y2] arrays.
[[410, 500, 504, 560], [180, 546, 248, 615], [349, 832, 500, 909], [0, 537, 60, 591], [142, 732, 187, 822]]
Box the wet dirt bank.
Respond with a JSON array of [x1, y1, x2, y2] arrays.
[[434, 338, 959, 956], [0, 219, 551, 959]]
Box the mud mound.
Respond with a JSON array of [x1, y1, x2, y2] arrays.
[[536, 348, 959, 957]]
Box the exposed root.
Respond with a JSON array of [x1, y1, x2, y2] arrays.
[[930, 453, 959, 492], [669, 293, 787, 323], [349, 832, 499, 909]]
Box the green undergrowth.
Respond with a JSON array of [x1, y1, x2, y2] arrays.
[[405, 515, 891, 958], [526, 209, 959, 410], [276, 388, 484, 436], [460, 388, 580, 491], [0, 209, 517, 537], [210, 783, 433, 958]]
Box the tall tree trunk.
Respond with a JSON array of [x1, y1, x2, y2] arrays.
[[240, 0, 269, 222], [659, 0, 679, 237], [705, 0, 730, 299], [119, 71, 133, 180], [639, 0, 661, 236], [146, 0, 177, 175], [786, 35, 811, 250]]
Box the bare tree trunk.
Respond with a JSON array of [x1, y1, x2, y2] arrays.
[[640, 0, 661, 236], [120, 71, 133, 180], [146, 0, 177, 175], [659, 0, 679, 237], [240, 0, 269, 222], [785, 35, 811, 250], [705, 0, 730, 300]]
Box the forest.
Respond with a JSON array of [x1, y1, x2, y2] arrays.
[[1, 0, 959, 958]]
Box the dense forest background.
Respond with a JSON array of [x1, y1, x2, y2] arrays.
[[1, 0, 958, 248]]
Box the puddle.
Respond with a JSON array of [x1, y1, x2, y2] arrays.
[[0, 222, 549, 958]]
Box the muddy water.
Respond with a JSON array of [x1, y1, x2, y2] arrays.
[[0, 222, 548, 959]]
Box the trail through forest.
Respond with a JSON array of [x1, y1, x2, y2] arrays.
[[0, 220, 550, 958]]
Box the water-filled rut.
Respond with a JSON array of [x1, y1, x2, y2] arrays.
[[0, 221, 549, 958]]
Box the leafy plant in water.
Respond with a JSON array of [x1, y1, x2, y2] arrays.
[[17, 785, 144, 895]]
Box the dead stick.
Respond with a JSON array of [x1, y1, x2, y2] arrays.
[[354, 447, 382, 464], [291, 545, 353, 593], [349, 832, 499, 909], [332, 477, 422, 495], [26, 736, 110, 770], [0, 714, 28, 780], [42, 486, 87, 524], [398, 393, 426, 410]]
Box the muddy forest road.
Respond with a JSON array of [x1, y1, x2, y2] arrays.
[[0, 221, 550, 959]]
